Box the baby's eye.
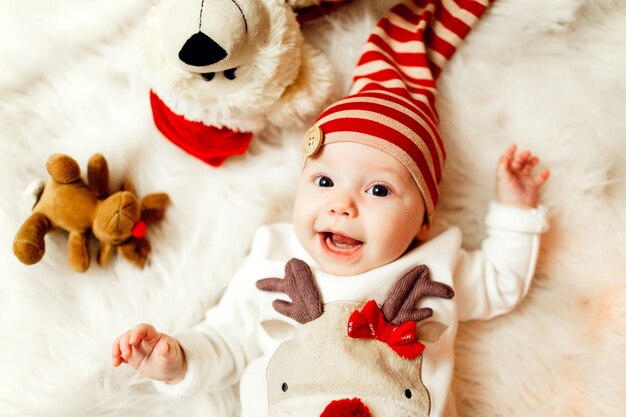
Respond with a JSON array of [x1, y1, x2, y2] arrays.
[[315, 176, 334, 187], [366, 184, 390, 197]]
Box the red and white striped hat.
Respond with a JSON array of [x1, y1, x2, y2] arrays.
[[303, 0, 493, 220]]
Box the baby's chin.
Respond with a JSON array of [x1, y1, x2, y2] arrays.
[[312, 255, 376, 277]]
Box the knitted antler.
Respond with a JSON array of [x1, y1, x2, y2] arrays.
[[381, 265, 454, 326], [256, 258, 323, 324]]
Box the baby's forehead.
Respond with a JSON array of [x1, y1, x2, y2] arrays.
[[307, 141, 391, 163], [302, 143, 420, 189], [304, 142, 406, 173]]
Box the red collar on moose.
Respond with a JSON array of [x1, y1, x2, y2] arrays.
[[348, 300, 425, 360], [149, 90, 253, 167]]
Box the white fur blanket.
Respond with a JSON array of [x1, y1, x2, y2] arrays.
[[1, 1, 625, 416]]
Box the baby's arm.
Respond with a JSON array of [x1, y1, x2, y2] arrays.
[[454, 145, 550, 320], [496, 144, 550, 208], [112, 323, 187, 384]]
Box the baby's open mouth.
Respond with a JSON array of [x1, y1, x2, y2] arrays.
[[320, 232, 363, 258]]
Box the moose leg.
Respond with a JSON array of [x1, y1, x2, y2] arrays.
[[13, 212, 52, 265], [46, 154, 81, 184], [68, 231, 90, 272], [87, 153, 109, 199]]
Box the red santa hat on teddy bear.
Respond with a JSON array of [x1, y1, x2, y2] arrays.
[[302, 0, 494, 222]]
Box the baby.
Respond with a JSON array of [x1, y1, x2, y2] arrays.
[[113, 1, 549, 416]]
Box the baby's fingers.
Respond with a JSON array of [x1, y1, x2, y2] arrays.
[[110, 331, 132, 367], [533, 169, 550, 187], [520, 156, 540, 175], [497, 154, 514, 179], [129, 323, 160, 346], [111, 337, 125, 367], [511, 149, 532, 171], [118, 331, 132, 359], [112, 355, 125, 367], [157, 338, 173, 357], [156, 336, 182, 362], [502, 144, 517, 161]]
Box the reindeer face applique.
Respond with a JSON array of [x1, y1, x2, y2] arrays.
[[256, 258, 454, 417]]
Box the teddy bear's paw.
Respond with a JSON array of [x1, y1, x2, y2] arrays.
[[13, 212, 51, 266], [97, 243, 115, 267], [13, 239, 45, 266], [68, 232, 90, 273]]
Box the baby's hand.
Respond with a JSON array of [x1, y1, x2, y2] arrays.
[[496, 145, 550, 208], [112, 323, 186, 383]]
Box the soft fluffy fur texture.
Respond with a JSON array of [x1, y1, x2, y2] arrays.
[[1, 0, 625, 416]]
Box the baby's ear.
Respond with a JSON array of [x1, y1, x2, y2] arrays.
[[416, 223, 430, 241]]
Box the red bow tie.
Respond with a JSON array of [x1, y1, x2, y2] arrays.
[[150, 90, 253, 167], [347, 300, 425, 360]]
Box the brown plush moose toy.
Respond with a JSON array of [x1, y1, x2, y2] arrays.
[[13, 153, 170, 272]]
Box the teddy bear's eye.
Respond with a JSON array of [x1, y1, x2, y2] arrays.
[[281, 382, 288, 392], [224, 68, 237, 80], [405, 389, 412, 399]]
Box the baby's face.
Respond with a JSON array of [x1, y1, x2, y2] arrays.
[[293, 142, 428, 276]]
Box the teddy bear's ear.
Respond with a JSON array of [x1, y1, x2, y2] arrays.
[[139, 193, 170, 223]]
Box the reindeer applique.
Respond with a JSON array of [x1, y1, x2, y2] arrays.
[[256, 258, 454, 417]]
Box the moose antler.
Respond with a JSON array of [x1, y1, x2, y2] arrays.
[[256, 258, 324, 324], [381, 265, 454, 326]]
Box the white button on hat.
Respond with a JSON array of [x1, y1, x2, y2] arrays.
[[301, 126, 324, 157]]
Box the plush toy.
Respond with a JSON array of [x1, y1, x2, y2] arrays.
[[13, 153, 170, 273], [257, 259, 453, 417], [145, 0, 345, 166]]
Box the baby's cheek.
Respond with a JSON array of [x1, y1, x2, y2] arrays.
[[381, 229, 418, 262], [292, 213, 314, 254]]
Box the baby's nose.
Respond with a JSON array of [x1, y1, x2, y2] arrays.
[[327, 197, 357, 217]]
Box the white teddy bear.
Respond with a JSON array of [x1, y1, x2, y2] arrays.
[[145, 0, 344, 166]]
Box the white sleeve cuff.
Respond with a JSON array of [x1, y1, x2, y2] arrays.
[[486, 202, 549, 234], [152, 330, 215, 397]]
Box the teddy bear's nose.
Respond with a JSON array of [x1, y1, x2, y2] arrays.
[[179, 31, 227, 67]]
